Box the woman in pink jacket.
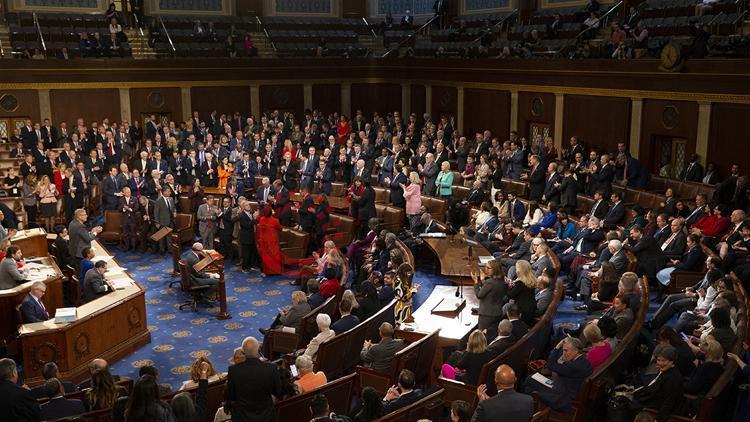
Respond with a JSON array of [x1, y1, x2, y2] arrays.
[[402, 171, 423, 230]]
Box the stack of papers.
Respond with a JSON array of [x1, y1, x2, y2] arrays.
[[419, 232, 447, 238], [54, 307, 77, 323], [478, 256, 495, 266]]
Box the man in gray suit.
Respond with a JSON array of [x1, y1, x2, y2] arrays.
[[534, 275, 554, 317], [153, 187, 176, 253], [419, 153, 438, 196], [182, 242, 218, 301], [0, 246, 28, 289], [530, 243, 554, 277], [68, 209, 102, 265], [83, 260, 112, 303], [196, 196, 219, 249], [503, 141, 524, 180], [360, 322, 405, 372], [472, 364, 533, 422], [488, 320, 516, 356]]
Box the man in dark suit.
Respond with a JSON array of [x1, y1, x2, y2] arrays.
[[659, 218, 688, 259], [38, 378, 85, 421], [20, 281, 51, 323], [383, 369, 422, 413], [625, 226, 667, 281], [556, 216, 604, 270], [226, 336, 281, 421], [29, 362, 77, 399], [315, 159, 333, 196], [0, 246, 28, 290], [474, 261, 508, 339], [238, 200, 258, 272], [419, 154, 439, 196], [153, 187, 176, 254], [524, 155, 546, 202], [603, 192, 625, 226], [357, 182, 377, 236], [68, 208, 103, 263], [361, 322, 405, 372], [272, 180, 293, 227], [656, 234, 706, 289], [488, 320, 516, 356], [523, 337, 592, 412], [507, 192, 526, 223], [534, 275, 555, 317], [102, 166, 125, 211], [40, 119, 58, 150], [590, 154, 615, 197], [507, 305, 529, 340], [200, 152, 219, 187], [473, 364, 533, 422], [542, 162, 561, 205], [387, 164, 408, 208], [684, 193, 708, 227], [182, 242, 219, 302], [330, 297, 360, 334], [463, 180, 485, 207], [83, 260, 112, 303], [300, 149, 319, 191], [0, 358, 40, 421], [680, 155, 704, 182]]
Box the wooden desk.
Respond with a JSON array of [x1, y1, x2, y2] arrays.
[[290, 192, 349, 211], [11, 228, 49, 258], [398, 285, 478, 348], [0, 257, 64, 350], [18, 241, 150, 385], [203, 186, 224, 196], [422, 234, 492, 285]]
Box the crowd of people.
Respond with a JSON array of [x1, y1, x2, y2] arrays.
[[0, 104, 748, 422]]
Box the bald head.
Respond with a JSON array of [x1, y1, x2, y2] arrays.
[[90, 358, 107, 373], [242, 336, 259, 358], [191, 242, 204, 251], [495, 364, 517, 390]]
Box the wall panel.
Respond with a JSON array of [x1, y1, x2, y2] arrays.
[[129, 87, 183, 124], [431, 85, 458, 119], [463, 89, 510, 139], [0, 89, 41, 123], [50, 89, 120, 128], [312, 84, 341, 116], [639, 99, 698, 173], [563, 95, 630, 156], [410, 84, 426, 121], [708, 103, 750, 173], [517, 91, 555, 142], [190, 86, 250, 119], [350, 83, 401, 118], [259, 84, 304, 118]]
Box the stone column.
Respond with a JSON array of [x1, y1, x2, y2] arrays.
[[510, 90, 519, 132], [401, 83, 411, 116], [425, 84, 432, 117], [180, 87, 191, 122], [696, 102, 712, 165], [38, 89, 51, 122], [553, 93, 565, 152], [303, 83, 313, 112], [456, 86, 465, 134], [340, 83, 351, 116], [250, 85, 260, 116], [629, 98, 643, 159], [119, 88, 131, 122]]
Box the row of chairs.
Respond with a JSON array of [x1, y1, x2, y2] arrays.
[[9, 25, 115, 43], [151, 15, 258, 31], [262, 16, 369, 33], [643, 0, 737, 17], [5, 12, 109, 29], [454, 12, 515, 26]]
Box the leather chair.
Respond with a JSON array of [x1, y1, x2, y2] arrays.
[[177, 259, 211, 312], [452, 185, 470, 200], [331, 182, 346, 197], [373, 186, 390, 205], [178, 194, 191, 214], [327, 214, 356, 248], [279, 228, 310, 259], [376, 205, 404, 233], [173, 213, 195, 247], [99, 210, 123, 244], [421, 196, 448, 222]]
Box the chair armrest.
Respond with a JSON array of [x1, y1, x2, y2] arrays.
[[267, 330, 301, 356], [437, 376, 478, 407], [355, 366, 392, 395]]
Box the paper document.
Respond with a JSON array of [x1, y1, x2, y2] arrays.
[[478, 256, 495, 265], [418, 232, 447, 238], [531, 372, 554, 388], [24, 262, 51, 270], [54, 307, 77, 323]]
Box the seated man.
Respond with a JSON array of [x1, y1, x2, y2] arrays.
[[523, 337, 592, 412], [555, 216, 603, 272], [361, 322, 405, 372], [39, 378, 85, 421], [0, 246, 28, 289], [656, 234, 706, 294], [294, 355, 327, 394], [263, 290, 311, 334], [383, 369, 423, 413], [0, 358, 40, 421], [473, 365, 533, 422], [20, 281, 52, 323], [506, 304, 529, 340], [330, 297, 360, 334], [83, 260, 113, 303], [575, 239, 627, 308], [182, 242, 220, 303], [30, 362, 77, 398], [488, 319, 516, 356]]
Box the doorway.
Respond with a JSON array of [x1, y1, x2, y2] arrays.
[[0, 117, 30, 142], [652, 135, 687, 179], [528, 122, 551, 140]]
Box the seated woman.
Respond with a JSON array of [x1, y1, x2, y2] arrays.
[[585, 261, 620, 312], [684, 336, 724, 396], [554, 211, 577, 240], [179, 357, 223, 391], [123, 375, 173, 421], [354, 281, 380, 321], [294, 355, 327, 394], [353, 386, 386, 422], [267, 290, 312, 332], [523, 201, 544, 227], [85, 368, 128, 412], [622, 205, 646, 237], [582, 324, 611, 370], [629, 344, 684, 422], [302, 313, 335, 360], [529, 202, 558, 235], [493, 191, 509, 220], [441, 330, 496, 385]]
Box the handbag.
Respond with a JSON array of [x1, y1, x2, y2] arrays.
[[607, 393, 635, 422]]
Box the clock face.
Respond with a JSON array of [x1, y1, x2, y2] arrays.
[[660, 44, 680, 69]]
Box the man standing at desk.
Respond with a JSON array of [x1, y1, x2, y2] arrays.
[[83, 261, 113, 303], [21, 281, 51, 323], [68, 209, 103, 268], [0, 246, 28, 289], [154, 187, 176, 254]]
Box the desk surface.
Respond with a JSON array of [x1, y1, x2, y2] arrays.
[[423, 234, 492, 283], [401, 285, 478, 344], [290, 192, 349, 210]]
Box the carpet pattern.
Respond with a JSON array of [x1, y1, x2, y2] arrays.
[[106, 246, 448, 390]]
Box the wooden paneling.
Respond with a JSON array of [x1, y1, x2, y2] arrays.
[[50, 89, 120, 127], [312, 84, 341, 116], [259, 84, 304, 118], [410, 84, 426, 120], [518, 91, 555, 141], [129, 87, 182, 124], [463, 88, 510, 139], [190, 86, 250, 119], [639, 99, 698, 173], [708, 103, 750, 172], [563, 95, 631, 156], [236, 0, 263, 15], [431, 85, 458, 119], [342, 0, 367, 17], [0, 89, 40, 123], [350, 83, 401, 118]]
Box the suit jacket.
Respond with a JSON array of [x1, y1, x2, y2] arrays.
[[659, 231, 687, 258], [83, 268, 109, 303], [570, 228, 604, 255], [384, 389, 423, 414], [420, 162, 439, 195], [589, 199, 610, 220], [238, 211, 256, 245], [535, 288, 554, 317], [559, 176, 578, 209], [536, 349, 593, 412], [604, 202, 626, 225], [0, 380, 40, 422], [39, 396, 86, 421], [681, 161, 704, 182], [102, 175, 125, 210], [675, 246, 706, 272], [278, 302, 311, 328], [357, 186, 376, 223], [389, 172, 407, 206], [331, 314, 360, 335], [608, 250, 628, 275], [153, 196, 176, 227], [196, 203, 218, 235], [505, 150, 524, 179], [68, 219, 97, 258], [361, 338, 405, 372], [471, 389, 534, 422], [625, 236, 667, 278], [20, 293, 49, 323], [465, 188, 485, 207], [0, 257, 26, 289], [528, 165, 546, 202], [226, 358, 281, 422], [543, 172, 561, 204], [184, 250, 213, 284], [487, 335, 515, 356], [531, 254, 553, 277], [591, 164, 615, 197], [633, 367, 683, 422], [474, 277, 507, 318], [508, 200, 526, 223], [510, 319, 529, 341]]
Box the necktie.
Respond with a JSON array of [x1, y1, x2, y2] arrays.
[[661, 232, 677, 251], [38, 298, 49, 319], [207, 207, 212, 229]]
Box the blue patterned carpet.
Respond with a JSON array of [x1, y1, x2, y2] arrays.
[[107, 245, 449, 390]]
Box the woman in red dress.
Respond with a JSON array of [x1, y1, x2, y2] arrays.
[[282, 139, 297, 162], [256, 204, 283, 275], [337, 115, 350, 144], [346, 177, 365, 225]]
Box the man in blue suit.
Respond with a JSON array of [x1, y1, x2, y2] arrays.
[[386, 164, 408, 208], [603, 192, 625, 226], [523, 337, 592, 412], [20, 281, 51, 323], [656, 233, 707, 288], [555, 216, 605, 271], [38, 378, 85, 421], [507, 192, 526, 223]]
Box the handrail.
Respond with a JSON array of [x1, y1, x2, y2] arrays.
[[132, 10, 144, 37], [382, 14, 440, 58], [257, 17, 277, 52], [158, 15, 176, 53], [0, 37, 4, 58], [32, 12, 46, 55], [576, 0, 624, 39], [363, 17, 377, 39], [465, 9, 518, 49]]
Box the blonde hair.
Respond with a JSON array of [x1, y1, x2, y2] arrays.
[[190, 356, 217, 382], [583, 324, 602, 343], [514, 260, 537, 289], [466, 329, 487, 353], [409, 171, 420, 185], [702, 336, 724, 363], [441, 161, 451, 171], [291, 290, 307, 304]]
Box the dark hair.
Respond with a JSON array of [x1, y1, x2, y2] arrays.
[[597, 315, 619, 339], [277, 364, 297, 399], [398, 369, 416, 389], [708, 307, 731, 329], [6, 246, 19, 256], [44, 378, 62, 398], [687, 233, 702, 245], [171, 392, 196, 422], [126, 374, 168, 421], [138, 365, 158, 378], [95, 260, 107, 269], [359, 387, 386, 420], [359, 281, 379, 303], [657, 326, 683, 348], [339, 297, 353, 313], [309, 393, 329, 418], [53, 225, 66, 235], [42, 362, 59, 380], [451, 400, 473, 422]]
